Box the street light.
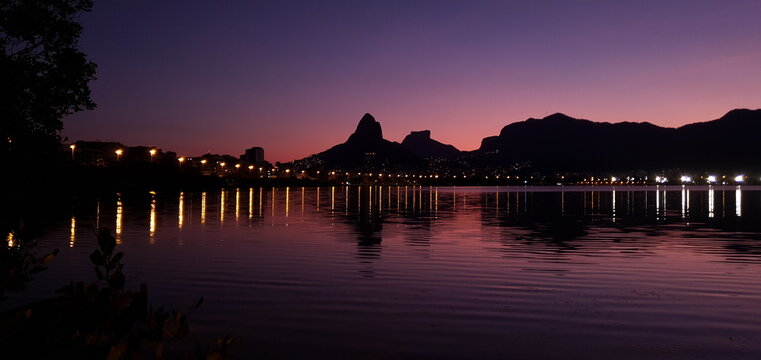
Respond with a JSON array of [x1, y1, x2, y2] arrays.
[[200, 159, 207, 165], [115, 149, 123, 161], [149, 149, 157, 162], [69, 144, 76, 159]]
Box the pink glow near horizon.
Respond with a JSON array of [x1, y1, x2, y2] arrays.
[[63, 1, 761, 163]]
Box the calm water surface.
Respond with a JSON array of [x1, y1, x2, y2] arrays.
[[5, 186, 761, 359]]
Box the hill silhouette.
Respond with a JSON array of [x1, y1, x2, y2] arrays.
[[401, 130, 461, 159], [472, 109, 761, 171], [293, 109, 761, 173], [296, 113, 424, 171]]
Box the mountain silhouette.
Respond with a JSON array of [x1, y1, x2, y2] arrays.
[[293, 109, 761, 173], [347, 113, 384, 144], [296, 113, 424, 170], [401, 130, 461, 159], [675, 108, 761, 170], [472, 109, 761, 171]]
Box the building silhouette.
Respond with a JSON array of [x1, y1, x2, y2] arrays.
[[243, 146, 264, 164]]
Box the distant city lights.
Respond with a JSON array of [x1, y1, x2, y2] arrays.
[[735, 175, 745, 183], [680, 175, 692, 183], [707, 175, 717, 183]]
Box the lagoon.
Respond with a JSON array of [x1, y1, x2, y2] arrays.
[[6, 185, 761, 359]]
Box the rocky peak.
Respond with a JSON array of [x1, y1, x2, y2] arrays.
[[347, 113, 383, 143], [402, 130, 431, 142]]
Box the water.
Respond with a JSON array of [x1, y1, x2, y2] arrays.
[[4, 185, 761, 359]]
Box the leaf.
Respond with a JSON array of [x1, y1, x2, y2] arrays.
[[90, 251, 104, 266], [41, 252, 57, 264], [98, 230, 116, 255], [106, 340, 127, 360], [192, 296, 204, 310], [94, 266, 104, 280]]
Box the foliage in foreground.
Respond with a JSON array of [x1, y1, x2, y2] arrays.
[[0, 229, 232, 359]]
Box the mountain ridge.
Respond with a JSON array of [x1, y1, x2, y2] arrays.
[[292, 109, 761, 172]]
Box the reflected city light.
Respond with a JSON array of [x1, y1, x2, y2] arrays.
[[736, 186, 742, 216], [285, 187, 290, 217], [655, 188, 660, 215], [115, 195, 123, 244], [201, 192, 207, 224], [612, 190, 616, 221], [708, 188, 714, 218], [435, 188, 439, 215], [331, 186, 335, 210], [96, 199, 101, 230], [179, 192, 184, 229], [70, 216, 76, 247], [149, 192, 157, 243], [220, 189, 226, 224], [235, 188, 241, 221], [249, 188, 254, 220]]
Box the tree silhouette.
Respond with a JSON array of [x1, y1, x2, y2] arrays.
[[0, 0, 96, 165]]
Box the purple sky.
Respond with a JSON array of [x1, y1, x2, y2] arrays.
[[64, 0, 761, 163]]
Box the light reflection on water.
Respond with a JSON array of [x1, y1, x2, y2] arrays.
[[7, 186, 761, 359]]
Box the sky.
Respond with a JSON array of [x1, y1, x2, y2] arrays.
[[64, 0, 761, 163]]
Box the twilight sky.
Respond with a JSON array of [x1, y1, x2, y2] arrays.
[[65, 0, 761, 163]]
